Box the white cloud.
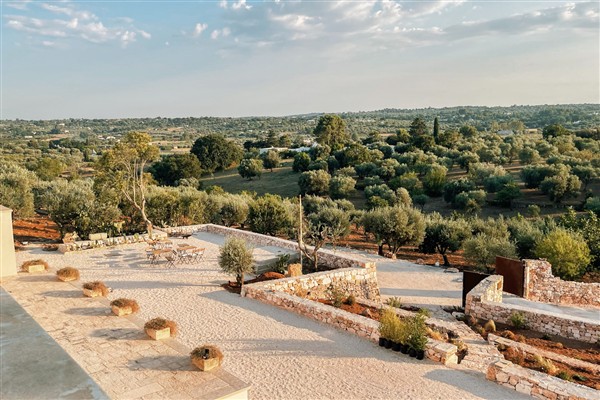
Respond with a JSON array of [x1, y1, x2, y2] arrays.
[[5, 1, 31, 11], [41, 40, 56, 47], [232, 0, 251, 11], [219, 0, 228, 9], [5, 2, 151, 48], [193, 23, 208, 37], [211, 27, 231, 40]]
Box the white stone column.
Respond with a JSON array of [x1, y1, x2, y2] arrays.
[[0, 206, 17, 279]]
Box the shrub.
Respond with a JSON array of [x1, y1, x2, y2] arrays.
[[510, 312, 527, 329], [391, 318, 409, 345], [417, 308, 431, 318], [20, 259, 49, 272], [190, 345, 223, 362], [327, 286, 346, 308], [329, 175, 356, 199], [534, 355, 558, 375], [463, 234, 517, 272], [56, 267, 80, 280], [556, 371, 572, 381], [110, 298, 140, 313], [345, 294, 356, 306], [527, 204, 541, 217], [484, 320, 496, 333], [219, 238, 255, 288], [407, 314, 428, 352], [379, 307, 400, 340], [82, 281, 109, 296], [298, 170, 331, 196], [535, 228, 591, 280], [292, 152, 310, 172], [144, 318, 177, 336], [271, 254, 290, 275], [385, 297, 402, 308], [427, 328, 445, 341]]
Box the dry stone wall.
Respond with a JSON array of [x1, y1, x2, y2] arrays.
[[487, 360, 598, 400], [524, 259, 600, 309], [466, 276, 600, 343]]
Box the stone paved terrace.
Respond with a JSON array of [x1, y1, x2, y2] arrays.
[[1, 275, 248, 400], [6, 233, 531, 400]]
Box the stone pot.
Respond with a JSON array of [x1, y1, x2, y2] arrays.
[[82, 288, 103, 298], [145, 327, 171, 340], [378, 338, 387, 347], [25, 264, 46, 273], [408, 348, 417, 358], [191, 357, 220, 372], [111, 305, 133, 317], [416, 350, 425, 360]]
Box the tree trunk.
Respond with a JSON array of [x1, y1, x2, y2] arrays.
[[313, 252, 319, 272], [442, 253, 450, 267], [378, 244, 384, 256]]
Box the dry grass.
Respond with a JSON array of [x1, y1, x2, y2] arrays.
[[426, 327, 446, 341], [144, 317, 178, 336], [484, 320, 496, 333], [20, 259, 49, 272], [110, 298, 140, 313], [190, 345, 223, 362], [534, 355, 559, 375], [56, 267, 80, 280], [82, 281, 109, 296]]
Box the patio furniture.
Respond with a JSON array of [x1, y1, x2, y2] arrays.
[[164, 250, 178, 268]]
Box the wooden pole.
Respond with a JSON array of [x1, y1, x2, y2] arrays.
[[298, 195, 303, 266]]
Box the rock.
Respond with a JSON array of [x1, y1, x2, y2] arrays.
[[444, 267, 460, 273], [361, 309, 373, 319], [434, 261, 440, 267], [452, 312, 466, 320], [415, 258, 425, 264]]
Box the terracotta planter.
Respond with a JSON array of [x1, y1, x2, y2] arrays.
[[145, 327, 171, 340], [25, 264, 46, 273], [191, 357, 221, 372], [82, 288, 103, 298], [111, 305, 133, 316], [57, 275, 77, 282]]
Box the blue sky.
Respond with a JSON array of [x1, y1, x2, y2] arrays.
[[2, 0, 599, 119]]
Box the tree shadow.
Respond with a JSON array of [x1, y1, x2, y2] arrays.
[[127, 355, 195, 372]]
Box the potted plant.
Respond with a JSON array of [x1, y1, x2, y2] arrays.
[[20, 259, 49, 273], [190, 345, 223, 372], [110, 298, 140, 316], [82, 281, 109, 297], [378, 307, 394, 347], [393, 318, 410, 354], [407, 315, 428, 360], [144, 317, 177, 340], [56, 267, 80, 282]]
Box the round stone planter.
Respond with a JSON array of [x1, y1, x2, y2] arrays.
[[191, 357, 221, 372], [145, 327, 171, 340], [111, 305, 133, 316]]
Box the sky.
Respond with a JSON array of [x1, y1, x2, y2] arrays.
[[1, 0, 599, 119]]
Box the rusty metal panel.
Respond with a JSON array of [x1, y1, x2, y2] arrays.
[[495, 256, 525, 297], [462, 270, 490, 307]]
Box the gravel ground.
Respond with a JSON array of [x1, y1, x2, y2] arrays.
[[14, 233, 527, 400]]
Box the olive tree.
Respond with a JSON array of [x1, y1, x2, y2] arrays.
[[219, 237, 255, 289], [238, 158, 263, 181], [298, 170, 331, 196], [419, 213, 470, 266], [535, 228, 591, 280], [248, 194, 294, 236], [262, 150, 281, 172], [362, 206, 425, 256], [301, 207, 350, 271], [463, 234, 517, 272], [329, 175, 356, 199]]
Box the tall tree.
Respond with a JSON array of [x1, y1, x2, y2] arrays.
[[313, 115, 350, 151], [191, 134, 243, 174], [95, 131, 159, 232], [150, 154, 202, 186], [409, 117, 434, 151], [433, 117, 440, 144]]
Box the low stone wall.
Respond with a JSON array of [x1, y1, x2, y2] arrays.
[[253, 267, 380, 301], [466, 276, 600, 343], [486, 359, 598, 400], [524, 259, 600, 309], [165, 224, 376, 270], [242, 284, 457, 365], [57, 231, 168, 253]]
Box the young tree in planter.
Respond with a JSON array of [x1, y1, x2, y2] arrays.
[[419, 213, 470, 266], [301, 207, 350, 271], [219, 238, 255, 289]]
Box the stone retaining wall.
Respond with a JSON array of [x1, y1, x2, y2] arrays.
[[57, 231, 168, 253], [253, 267, 380, 301], [165, 224, 376, 270], [486, 360, 597, 400], [241, 283, 457, 365], [466, 276, 600, 343], [524, 259, 600, 309]]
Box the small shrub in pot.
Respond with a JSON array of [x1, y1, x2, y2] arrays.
[[82, 281, 109, 297], [407, 314, 428, 359], [20, 259, 49, 273], [378, 307, 400, 348], [110, 298, 140, 316], [144, 317, 177, 340], [190, 345, 223, 371], [56, 267, 80, 282]]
